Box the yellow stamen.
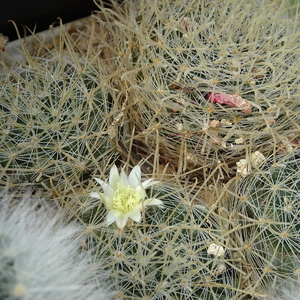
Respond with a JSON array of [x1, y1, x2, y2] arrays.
[[112, 183, 141, 213]]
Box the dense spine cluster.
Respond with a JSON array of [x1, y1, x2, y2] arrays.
[[92, 0, 300, 178], [0, 30, 116, 190]]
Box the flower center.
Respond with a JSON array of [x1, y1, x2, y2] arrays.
[[112, 183, 141, 213]]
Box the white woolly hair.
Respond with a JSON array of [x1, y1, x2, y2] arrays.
[[270, 278, 300, 300], [0, 189, 113, 300]]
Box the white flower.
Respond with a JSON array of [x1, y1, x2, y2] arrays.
[[90, 165, 162, 229], [207, 243, 225, 257]]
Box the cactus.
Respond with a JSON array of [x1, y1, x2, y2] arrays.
[[57, 1, 300, 298], [224, 150, 300, 298], [0, 26, 117, 191], [1, 1, 300, 299], [79, 180, 242, 299], [0, 189, 114, 300], [90, 0, 300, 180], [72, 162, 293, 300]]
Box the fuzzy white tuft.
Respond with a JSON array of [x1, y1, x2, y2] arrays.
[[0, 190, 114, 300], [266, 278, 300, 300]]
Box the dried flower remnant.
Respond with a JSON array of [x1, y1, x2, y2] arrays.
[[251, 151, 266, 167], [221, 119, 232, 126], [236, 159, 251, 177], [236, 151, 266, 177], [90, 165, 162, 229], [235, 137, 244, 144], [210, 119, 220, 128], [251, 66, 265, 80], [214, 263, 227, 275], [207, 243, 225, 257], [175, 122, 184, 131], [277, 137, 300, 154], [207, 92, 252, 113], [181, 17, 192, 32], [211, 135, 222, 145], [180, 17, 195, 38]]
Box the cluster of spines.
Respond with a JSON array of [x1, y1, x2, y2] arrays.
[[0, 27, 117, 191], [91, 0, 300, 179]]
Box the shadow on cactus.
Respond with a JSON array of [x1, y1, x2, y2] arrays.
[[0, 29, 116, 189]]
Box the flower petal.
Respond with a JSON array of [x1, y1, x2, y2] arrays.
[[109, 164, 120, 190], [103, 187, 116, 200], [128, 165, 142, 188], [115, 213, 130, 230], [103, 194, 114, 209], [143, 198, 163, 206], [142, 179, 160, 189], [89, 192, 102, 200], [94, 178, 110, 191], [127, 209, 142, 223], [134, 186, 147, 199], [93, 178, 115, 197], [106, 210, 121, 225], [120, 168, 129, 186], [93, 177, 106, 187]]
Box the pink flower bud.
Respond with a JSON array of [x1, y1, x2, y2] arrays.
[[207, 92, 252, 113]]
